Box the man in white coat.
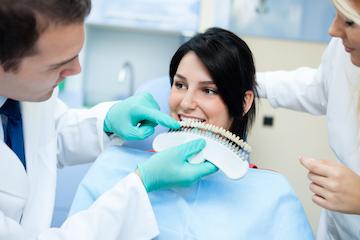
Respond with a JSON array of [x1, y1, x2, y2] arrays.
[[0, 0, 217, 239], [257, 0, 360, 239]]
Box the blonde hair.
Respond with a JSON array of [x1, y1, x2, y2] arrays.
[[333, 0, 360, 25]]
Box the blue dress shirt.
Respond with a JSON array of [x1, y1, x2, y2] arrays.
[[0, 96, 26, 169]]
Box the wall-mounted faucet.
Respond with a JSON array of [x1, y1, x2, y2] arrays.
[[117, 61, 135, 98], [256, 0, 269, 15]]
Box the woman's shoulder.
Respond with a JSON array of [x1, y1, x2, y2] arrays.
[[210, 167, 297, 198], [247, 167, 289, 181], [247, 168, 294, 190], [88, 146, 153, 176]]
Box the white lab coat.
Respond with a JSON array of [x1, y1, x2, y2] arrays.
[[257, 37, 360, 240], [0, 91, 159, 240]]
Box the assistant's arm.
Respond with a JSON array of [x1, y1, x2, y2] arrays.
[[257, 67, 327, 114], [256, 38, 338, 115]]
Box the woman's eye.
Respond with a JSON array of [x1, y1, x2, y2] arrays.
[[175, 82, 186, 89], [204, 88, 218, 95]]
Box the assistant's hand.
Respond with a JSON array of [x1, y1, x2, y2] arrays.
[[104, 93, 180, 141], [136, 139, 218, 192], [300, 156, 360, 214]]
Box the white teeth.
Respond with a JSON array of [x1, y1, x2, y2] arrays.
[[180, 116, 204, 122]]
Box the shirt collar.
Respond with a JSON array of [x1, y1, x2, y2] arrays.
[[0, 96, 7, 108]]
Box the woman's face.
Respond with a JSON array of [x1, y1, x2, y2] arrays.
[[329, 1, 360, 66], [169, 52, 233, 130]]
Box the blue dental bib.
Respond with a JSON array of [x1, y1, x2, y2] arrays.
[[70, 146, 314, 240]]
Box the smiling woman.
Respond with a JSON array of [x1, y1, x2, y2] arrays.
[[169, 28, 256, 139], [69, 27, 314, 240], [169, 52, 234, 131]]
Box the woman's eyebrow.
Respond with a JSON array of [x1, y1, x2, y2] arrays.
[[174, 73, 186, 80], [175, 74, 214, 84], [199, 80, 215, 85]]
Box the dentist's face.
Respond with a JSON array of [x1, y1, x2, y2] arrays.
[[329, 1, 360, 66], [0, 23, 84, 101], [169, 51, 233, 129]]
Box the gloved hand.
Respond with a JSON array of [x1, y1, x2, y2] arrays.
[[104, 93, 180, 141], [137, 139, 218, 192]]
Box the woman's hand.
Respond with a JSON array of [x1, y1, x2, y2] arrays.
[[300, 156, 360, 214]]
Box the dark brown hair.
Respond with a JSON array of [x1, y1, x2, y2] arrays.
[[170, 27, 257, 139], [0, 0, 91, 71]]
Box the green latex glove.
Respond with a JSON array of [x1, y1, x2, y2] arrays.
[[137, 139, 218, 192], [104, 93, 180, 141]]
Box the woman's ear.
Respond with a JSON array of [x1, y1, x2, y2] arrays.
[[243, 90, 254, 115]]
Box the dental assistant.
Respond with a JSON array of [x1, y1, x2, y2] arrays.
[[257, 0, 360, 239], [0, 1, 216, 239]]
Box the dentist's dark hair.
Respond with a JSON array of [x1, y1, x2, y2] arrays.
[[0, 0, 91, 72], [169, 27, 257, 139]]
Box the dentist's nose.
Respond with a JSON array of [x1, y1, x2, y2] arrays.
[[60, 57, 82, 78], [328, 12, 345, 39]]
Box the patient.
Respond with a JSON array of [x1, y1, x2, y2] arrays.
[[69, 28, 314, 239]]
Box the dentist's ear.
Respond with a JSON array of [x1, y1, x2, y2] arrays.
[[242, 90, 254, 115]]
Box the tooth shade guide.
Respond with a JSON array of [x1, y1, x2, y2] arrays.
[[175, 120, 251, 154], [153, 120, 251, 179]]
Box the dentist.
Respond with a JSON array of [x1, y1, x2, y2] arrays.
[[257, 0, 360, 239], [0, 0, 217, 239]]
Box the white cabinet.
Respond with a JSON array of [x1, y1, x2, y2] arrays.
[[82, 0, 201, 106]]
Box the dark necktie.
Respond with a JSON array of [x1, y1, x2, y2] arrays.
[[0, 99, 26, 169]]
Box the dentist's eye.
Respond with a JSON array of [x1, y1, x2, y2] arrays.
[[345, 20, 355, 27]]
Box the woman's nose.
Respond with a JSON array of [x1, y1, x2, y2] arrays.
[[180, 91, 197, 110]]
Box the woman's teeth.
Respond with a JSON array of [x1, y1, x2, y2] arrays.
[[180, 116, 205, 122]]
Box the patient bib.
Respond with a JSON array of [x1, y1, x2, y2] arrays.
[[70, 146, 314, 240]]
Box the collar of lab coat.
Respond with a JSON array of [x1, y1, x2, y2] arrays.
[[0, 91, 59, 231], [0, 98, 43, 201], [344, 53, 360, 89], [0, 95, 27, 198]]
